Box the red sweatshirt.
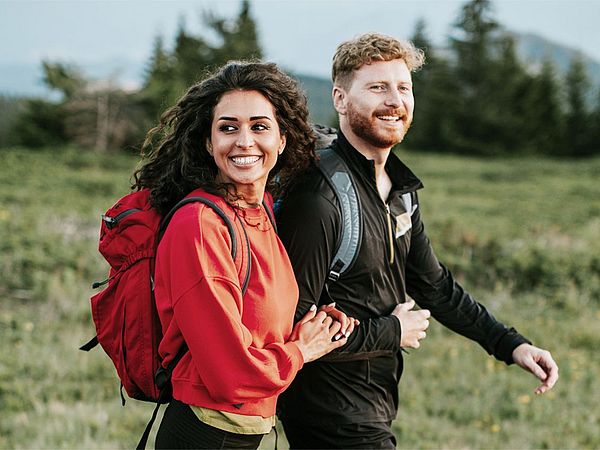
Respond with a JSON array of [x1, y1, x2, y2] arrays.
[[155, 190, 304, 417]]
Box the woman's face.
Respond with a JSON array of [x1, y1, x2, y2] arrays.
[[208, 90, 286, 197]]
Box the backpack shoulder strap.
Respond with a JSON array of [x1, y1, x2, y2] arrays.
[[152, 195, 252, 397], [401, 192, 413, 216], [316, 147, 362, 282], [159, 196, 251, 292], [262, 195, 277, 234]]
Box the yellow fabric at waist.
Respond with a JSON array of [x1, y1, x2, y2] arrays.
[[190, 405, 275, 435]]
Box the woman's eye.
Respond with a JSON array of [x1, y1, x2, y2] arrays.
[[219, 124, 237, 132], [252, 123, 269, 131]]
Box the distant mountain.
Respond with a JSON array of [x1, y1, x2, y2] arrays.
[[294, 74, 336, 126], [513, 32, 600, 88], [0, 58, 144, 98], [1, 31, 597, 117]]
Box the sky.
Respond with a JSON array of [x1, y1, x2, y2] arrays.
[[1, 0, 599, 95]]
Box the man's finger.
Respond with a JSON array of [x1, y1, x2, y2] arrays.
[[403, 299, 415, 310], [536, 359, 559, 394]]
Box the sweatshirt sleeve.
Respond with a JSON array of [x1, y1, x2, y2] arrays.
[[277, 187, 401, 356], [162, 205, 304, 404], [174, 278, 304, 404]]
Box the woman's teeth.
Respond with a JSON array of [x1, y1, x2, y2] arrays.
[[231, 156, 260, 165]]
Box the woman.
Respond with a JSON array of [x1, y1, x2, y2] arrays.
[[133, 61, 356, 449]]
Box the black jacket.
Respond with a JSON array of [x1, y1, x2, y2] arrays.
[[276, 132, 530, 425]]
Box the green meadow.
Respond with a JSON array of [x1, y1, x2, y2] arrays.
[[1, 147, 598, 449]]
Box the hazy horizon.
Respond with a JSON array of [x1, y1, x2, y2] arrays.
[[2, 0, 599, 96]]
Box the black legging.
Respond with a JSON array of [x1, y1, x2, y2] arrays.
[[155, 399, 265, 449]]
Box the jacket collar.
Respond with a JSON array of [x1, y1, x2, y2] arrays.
[[334, 131, 424, 194]]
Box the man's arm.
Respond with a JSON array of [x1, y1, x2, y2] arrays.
[[277, 186, 403, 356], [404, 200, 530, 363], [405, 195, 558, 392]]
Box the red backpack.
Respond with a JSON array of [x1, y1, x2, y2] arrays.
[[80, 188, 256, 449]]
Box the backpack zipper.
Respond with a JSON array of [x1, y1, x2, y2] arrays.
[[102, 208, 142, 229], [92, 274, 115, 289]]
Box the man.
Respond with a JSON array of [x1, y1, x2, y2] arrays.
[[275, 33, 558, 449]]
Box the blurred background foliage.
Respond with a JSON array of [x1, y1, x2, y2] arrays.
[[1, 0, 599, 448], [0, 0, 600, 156]]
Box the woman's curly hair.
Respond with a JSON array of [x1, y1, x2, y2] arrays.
[[133, 60, 317, 215]]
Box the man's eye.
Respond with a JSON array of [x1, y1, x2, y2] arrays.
[[371, 85, 386, 91]]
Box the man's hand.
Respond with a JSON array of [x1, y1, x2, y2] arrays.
[[391, 299, 430, 349], [512, 343, 559, 394]]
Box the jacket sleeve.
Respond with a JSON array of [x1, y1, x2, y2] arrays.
[[405, 197, 530, 364], [164, 207, 304, 404], [277, 188, 401, 357]]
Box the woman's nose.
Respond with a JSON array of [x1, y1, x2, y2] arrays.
[[235, 128, 254, 148]]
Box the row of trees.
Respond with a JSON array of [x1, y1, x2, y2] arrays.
[[10, 1, 261, 151], [406, 0, 600, 156], [5, 0, 600, 156]]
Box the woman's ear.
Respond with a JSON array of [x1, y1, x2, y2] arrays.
[[278, 134, 287, 155], [206, 139, 213, 156]]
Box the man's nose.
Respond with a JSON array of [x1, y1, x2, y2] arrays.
[[384, 88, 403, 108]]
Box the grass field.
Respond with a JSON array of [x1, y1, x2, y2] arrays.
[[1, 147, 598, 449]]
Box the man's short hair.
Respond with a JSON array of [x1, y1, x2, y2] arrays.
[[332, 33, 425, 89]]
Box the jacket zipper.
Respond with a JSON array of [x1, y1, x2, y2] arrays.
[[385, 204, 395, 265]]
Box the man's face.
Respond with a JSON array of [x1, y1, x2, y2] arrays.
[[334, 59, 414, 152]]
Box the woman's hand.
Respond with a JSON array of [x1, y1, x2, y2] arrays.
[[318, 302, 360, 341], [290, 305, 349, 363]]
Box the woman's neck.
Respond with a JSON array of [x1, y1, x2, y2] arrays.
[[228, 184, 264, 208]]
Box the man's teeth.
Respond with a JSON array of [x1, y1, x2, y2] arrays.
[[378, 116, 401, 121], [231, 156, 260, 165]]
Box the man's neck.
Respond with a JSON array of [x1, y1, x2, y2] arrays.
[[340, 123, 391, 178], [340, 124, 393, 202]]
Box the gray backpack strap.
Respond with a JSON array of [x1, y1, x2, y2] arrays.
[[317, 147, 362, 282], [401, 192, 413, 215]]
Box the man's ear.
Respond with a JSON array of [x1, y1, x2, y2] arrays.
[[332, 86, 347, 115]]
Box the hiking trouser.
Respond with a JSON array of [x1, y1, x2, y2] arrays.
[[155, 399, 264, 449], [282, 419, 397, 449]]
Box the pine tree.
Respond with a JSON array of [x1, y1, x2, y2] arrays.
[[588, 89, 600, 155], [405, 19, 458, 152], [449, 0, 505, 154], [210, 0, 263, 64], [141, 1, 263, 123], [488, 34, 530, 153], [565, 55, 592, 156], [518, 60, 565, 154], [142, 35, 175, 115]]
